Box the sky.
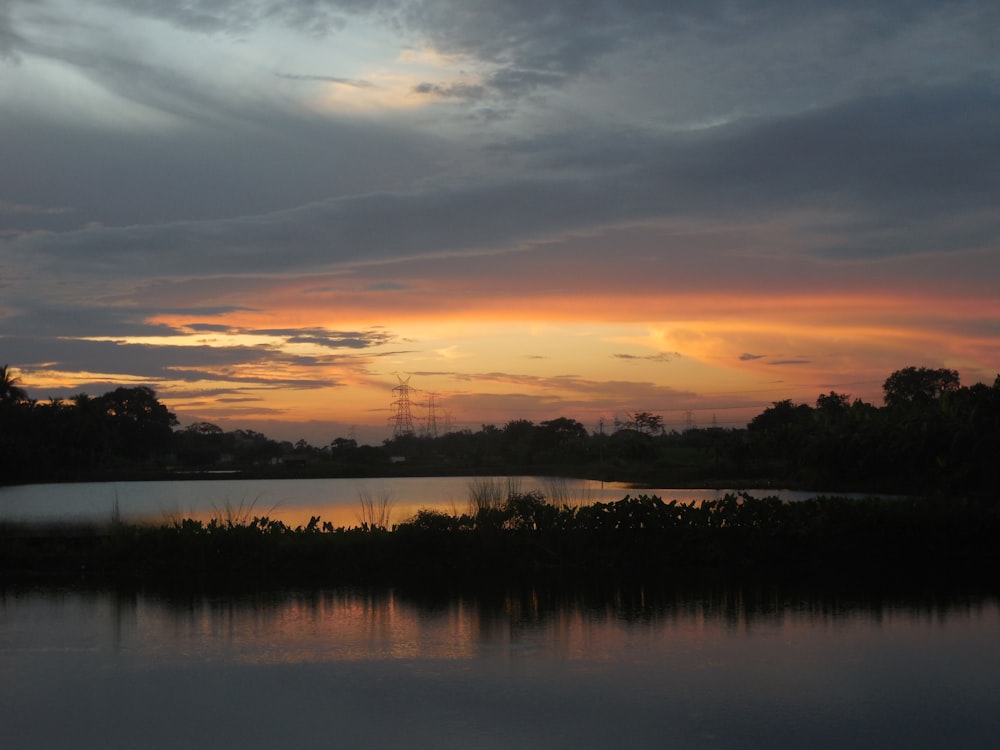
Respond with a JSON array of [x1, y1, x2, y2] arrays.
[[2, 0, 999, 445]]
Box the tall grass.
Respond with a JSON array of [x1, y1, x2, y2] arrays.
[[540, 476, 568, 506], [467, 477, 522, 514], [357, 488, 393, 531], [540, 477, 598, 509], [211, 496, 273, 527]]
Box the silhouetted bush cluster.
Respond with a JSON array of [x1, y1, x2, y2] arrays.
[[4, 492, 997, 587]]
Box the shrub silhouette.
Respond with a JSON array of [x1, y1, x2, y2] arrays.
[[3, 492, 998, 588]]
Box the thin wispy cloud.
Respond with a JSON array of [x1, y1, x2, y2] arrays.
[[613, 353, 678, 363], [0, 200, 75, 216], [277, 72, 376, 88]]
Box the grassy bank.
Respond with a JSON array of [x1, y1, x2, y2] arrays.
[[3, 493, 998, 589]]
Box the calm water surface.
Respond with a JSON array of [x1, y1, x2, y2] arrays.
[[0, 476, 838, 528], [2, 585, 997, 749]]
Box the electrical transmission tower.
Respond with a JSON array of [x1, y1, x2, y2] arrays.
[[390, 375, 415, 437], [423, 392, 439, 438]]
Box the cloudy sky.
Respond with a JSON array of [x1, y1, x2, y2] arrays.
[[2, 0, 998, 444]]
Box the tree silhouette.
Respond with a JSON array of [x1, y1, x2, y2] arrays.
[[883, 366, 960, 407], [0, 364, 28, 405], [620, 411, 663, 435], [2, 364, 998, 494], [97, 386, 178, 462]]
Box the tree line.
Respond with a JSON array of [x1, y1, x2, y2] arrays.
[[2, 364, 998, 497]]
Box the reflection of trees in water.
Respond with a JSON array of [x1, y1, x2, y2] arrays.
[[110, 588, 138, 655], [88, 582, 997, 668]]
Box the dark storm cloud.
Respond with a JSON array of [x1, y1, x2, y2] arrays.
[[3, 336, 272, 377], [6, 174, 635, 278], [0, 5, 22, 61], [0, 317, 397, 381], [523, 83, 1000, 259], [6, 0, 996, 244], [668, 86, 1000, 217], [98, 0, 947, 40], [78, 1, 998, 113], [397, 0, 999, 109], [490, 84, 1000, 222], [0, 106, 443, 233], [0, 301, 249, 339], [96, 0, 379, 36], [393, 1, 720, 98], [482, 68, 567, 100], [413, 81, 487, 100], [2, 335, 340, 389], [137, 323, 396, 352], [8, 80, 996, 280]]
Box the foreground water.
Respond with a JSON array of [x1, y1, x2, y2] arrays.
[[0, 476, 840, 528], [1, 584, 997, 749]]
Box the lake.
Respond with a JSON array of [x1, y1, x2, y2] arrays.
[[0, 476, 830, 528], [2, 583, 997, 749]]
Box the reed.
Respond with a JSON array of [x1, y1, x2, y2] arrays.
[[210, 496, 273, 527], [541, 477, 596, 509], [357, 488, 393, 531], [467, 477, 522, 514]]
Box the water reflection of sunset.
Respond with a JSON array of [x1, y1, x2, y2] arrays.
[[132, 589, 656, 666], [7, 587, 998, 749], [116, 588, 1000, 671]]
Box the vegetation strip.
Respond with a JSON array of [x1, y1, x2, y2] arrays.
[[4, 493, 997, 587]]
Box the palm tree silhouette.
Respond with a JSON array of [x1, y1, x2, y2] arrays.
[[0, 364, 28, 404]]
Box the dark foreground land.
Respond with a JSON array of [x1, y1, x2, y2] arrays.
[[3, 493, 998, 594]]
